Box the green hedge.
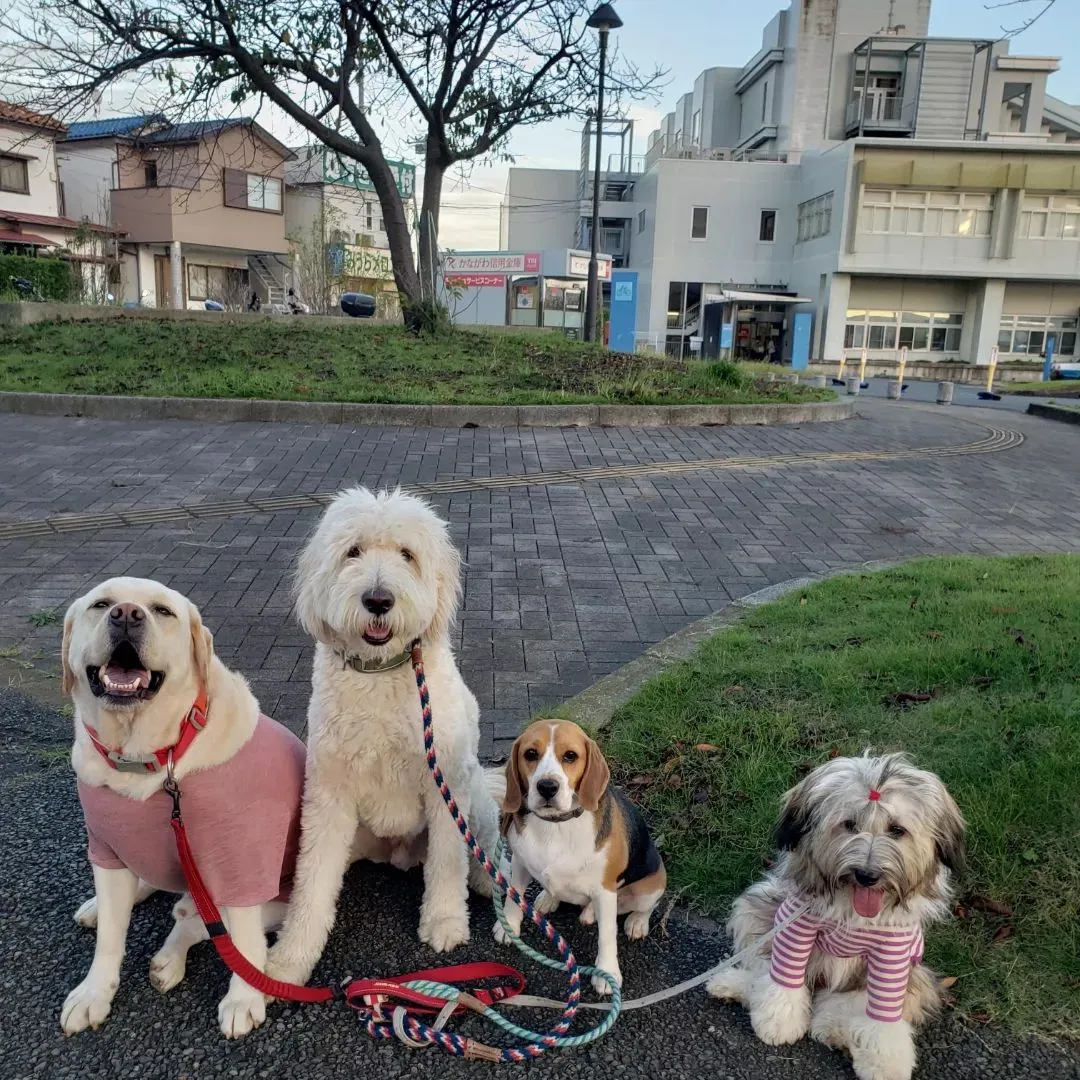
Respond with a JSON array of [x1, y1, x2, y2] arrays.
[[0, 254, 74, 301]]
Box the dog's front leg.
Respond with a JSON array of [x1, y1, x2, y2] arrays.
[[217, 905, 270, 1039], [418, 782, 470, 952], [266, 786, 360, 986], [493, 852, 531, 945], [61, 864, 139, 1034], [589, 888, 622, 996], [811, 990, 916, 1080]]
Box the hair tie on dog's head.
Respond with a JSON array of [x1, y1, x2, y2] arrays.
[[868, 789, 881, 801]]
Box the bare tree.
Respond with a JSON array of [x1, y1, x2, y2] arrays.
[[986, 0, 1059, 37], [3, 0, 662, 329], [288, 202, 346, 315]]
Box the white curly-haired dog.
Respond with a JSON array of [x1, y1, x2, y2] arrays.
[[707, 753, 965, 1080], [267, 488, 499, 986]]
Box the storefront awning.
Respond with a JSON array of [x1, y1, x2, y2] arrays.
[[707, 290, 811, 304]]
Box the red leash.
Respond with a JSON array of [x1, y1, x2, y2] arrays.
[[163, 772, 524, 1017]]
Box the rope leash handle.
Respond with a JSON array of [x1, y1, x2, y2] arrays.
[[411, 644, 621, 1061]]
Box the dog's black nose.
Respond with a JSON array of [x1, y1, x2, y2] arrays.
[[109, 603, 145, 627], [536, 778, 560, 801], [854, 868, 881, 888], [362, 588, 395, 615]]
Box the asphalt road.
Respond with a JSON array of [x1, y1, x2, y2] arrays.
[[2, 690, 1077, 1080]]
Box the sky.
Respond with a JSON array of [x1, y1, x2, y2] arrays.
[[434, 0, 1080, 249]]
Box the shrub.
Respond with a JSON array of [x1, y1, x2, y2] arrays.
[[0, 254, 74, 301]]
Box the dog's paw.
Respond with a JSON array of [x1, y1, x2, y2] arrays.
[[73, 897, 98, 929], [61, 978, 115, 1034], [591, 965, 621, 997], [149, 944, 187, 994], [623, 910, 651, 940], [750, 987, 810, 1046], [534, 890, 560, 916], [850, 1036, 916, 1080], [218, 989, 266, 1039], [705, 966, 746, 1001], [419, 912, 470, 953], [578, 901, 596, 926]]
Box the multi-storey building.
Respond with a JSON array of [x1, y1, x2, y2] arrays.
[[501, 0, 1080, 366]]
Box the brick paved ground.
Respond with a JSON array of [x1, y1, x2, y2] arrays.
[[2, 402, 1079, 1080], [1, 402, 1078, 758]]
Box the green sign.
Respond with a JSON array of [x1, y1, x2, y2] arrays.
[[341, 245, 394, 280], [322, 148, 416, 199]]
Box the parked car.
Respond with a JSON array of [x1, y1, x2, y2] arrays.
[[341, 292, 376, 318]]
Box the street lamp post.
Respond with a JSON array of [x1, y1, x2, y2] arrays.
[[583, 2, 622, 344]]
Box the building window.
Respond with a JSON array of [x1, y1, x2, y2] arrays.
[[0, 155, 29, 195], [858, 188, 993, 237], [223, 169, 282, 212], [365, 204, 373, 230], [691, 206, 708, 240], [844, 309, 963, 353], [692, 110, 701, 144], [187, 263, 249, 303], [761, 80, 769, 123], [144, 162, 158, 188], [759, 209, 776, 242], [997, 315, 1077, 356], [1018, 194, 1080, 240], [796, 192, 833, 242], [637, 208, 646, 233]]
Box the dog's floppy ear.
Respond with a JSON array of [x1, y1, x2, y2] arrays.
[[188, 602, 214, 688], [775, 779, 813, 851], [577, 735, 611, 813], [60, 606, 77, 696], [935, 787, 966, 873], [501, 737, 527, 815]]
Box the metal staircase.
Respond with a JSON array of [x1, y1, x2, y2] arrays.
[[248, 254, 289, 312]]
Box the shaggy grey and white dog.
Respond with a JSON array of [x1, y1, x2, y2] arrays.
[[708, 753, 965, 1080]]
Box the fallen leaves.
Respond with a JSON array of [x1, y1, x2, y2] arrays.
[[694, 743, 721, 754]]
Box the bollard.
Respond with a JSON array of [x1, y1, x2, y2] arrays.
[[811, 375, 827, 388], [937, 380, 954, 406], [887, 381, 902, 400], [846, 379, 860, 396]]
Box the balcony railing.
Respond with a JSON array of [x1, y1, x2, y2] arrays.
[[845, 92, 913, 131]]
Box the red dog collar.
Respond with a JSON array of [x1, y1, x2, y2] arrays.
[[84, 688, 209, 773]]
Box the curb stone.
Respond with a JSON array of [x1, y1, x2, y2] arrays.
[[0, 391, 853, 428], [1026, 402, 1080, 426], [558, 561, 902, 733]]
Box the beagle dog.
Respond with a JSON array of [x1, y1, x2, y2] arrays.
[[496, 719, 666, 995]]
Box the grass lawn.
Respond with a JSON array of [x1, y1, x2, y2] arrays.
[[0, 320, 832, 407], [1002, 380, 1080, 396], [601, 556, 1080, 1035]]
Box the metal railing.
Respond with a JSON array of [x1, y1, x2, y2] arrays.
[[845, 92, 910, 129]]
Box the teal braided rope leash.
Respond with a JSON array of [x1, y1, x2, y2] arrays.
[[412, 643, 621, 1060]]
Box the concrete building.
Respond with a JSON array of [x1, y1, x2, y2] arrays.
[[59, 116, 293, 309], [500, 0, 1080, 366], [285, 145, 417, 317]]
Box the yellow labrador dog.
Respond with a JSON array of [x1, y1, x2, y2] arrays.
[[61, 577, 306, 1039]]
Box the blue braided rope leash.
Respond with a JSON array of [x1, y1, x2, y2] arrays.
[[408, 642, 621, 1061]]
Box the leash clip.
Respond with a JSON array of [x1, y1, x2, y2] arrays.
[[163, 749, 181, 819]]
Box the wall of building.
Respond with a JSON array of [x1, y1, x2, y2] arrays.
[[0, 124, 62, 218], [644, 158, 802, 333], [56, 141, 115, 224], [502, 168, 579, 252]]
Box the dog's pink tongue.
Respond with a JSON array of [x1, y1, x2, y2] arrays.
[[102, 665, 150, 693], [853, 885, 885, 918]]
